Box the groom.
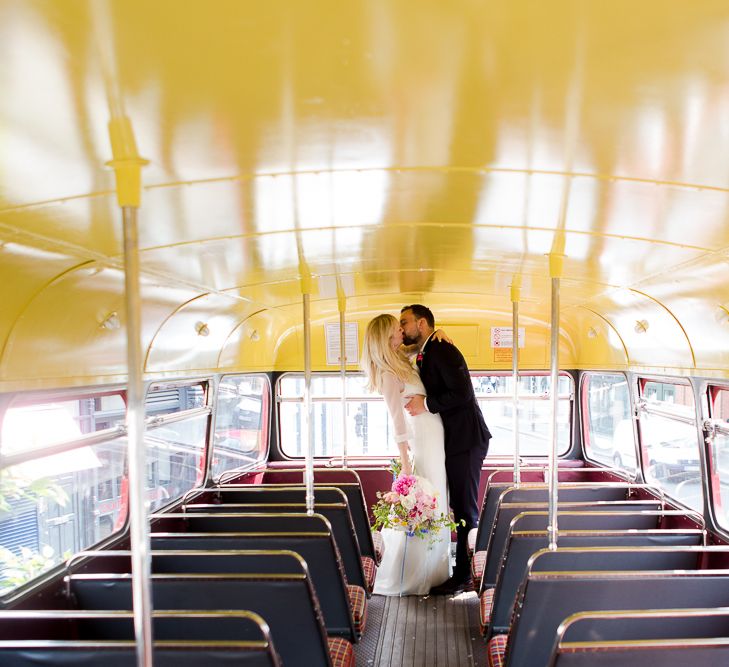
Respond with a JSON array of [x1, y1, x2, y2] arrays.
[[401, 304, 491, 594]]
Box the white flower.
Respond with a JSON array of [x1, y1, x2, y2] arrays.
[[401, 492, 416, 510]]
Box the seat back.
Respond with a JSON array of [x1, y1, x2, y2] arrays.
[[474, 483, 658, 554], [505, 563, 729, 666], [0, 609, 278, 664], [0, 640, 280, 666], [210, 479, 378, 562], [481, 501, 665, 587], [488, 530, 705, 634], [150, 532, 357, 642], [551, 608, 729, 666], [66, 559, 332, 666], [163, 498, 368, 589]]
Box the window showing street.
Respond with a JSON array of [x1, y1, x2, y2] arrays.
[[277, 372, 573, 458], [639, 379, 703, 512], [582, 373, 637, 471]]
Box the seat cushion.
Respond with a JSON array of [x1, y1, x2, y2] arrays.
[[328, 637, 355, 667], [372, 530, 385, 564], [479, 587, 495, 635], [471, 549, 487, 582], [347, 584, 368, 635], [467, 527, 477, 557], [487, 633, 508, 667], [362, 555, 376, 592]]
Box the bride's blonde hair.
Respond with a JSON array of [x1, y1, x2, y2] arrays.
[[361, 314, 417, 393]]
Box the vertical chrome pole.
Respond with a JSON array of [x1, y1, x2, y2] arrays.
[[339, 302, 348, 468], [547, 254, 563, 551], [511, 282, 521, 487], [122, 206, 153, 665], [107, 115, 152, 666], [302, 290, 315, 515]]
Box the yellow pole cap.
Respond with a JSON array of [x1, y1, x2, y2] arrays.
[[106, 116, 149, 208], [299, 264, 313, 295], [549, 252, 565, 279]]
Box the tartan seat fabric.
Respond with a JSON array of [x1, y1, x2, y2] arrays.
[[478, 587, 495, 635], [467, 528, 477, 557], [346, 584, 368, 635], [471, 549, 487, 582], [372, 530, 385, 564], [362, 556, 377, 592], [328, 637, 355, 667], [487, 633, 508, 667]]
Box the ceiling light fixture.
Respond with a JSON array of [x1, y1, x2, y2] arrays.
[[99, 312, 120, 330], [634, 319, 649, 334], [715, 306, 729, 325]]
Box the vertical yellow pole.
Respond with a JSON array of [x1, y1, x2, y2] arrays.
[[547, 252, 564, 551], [106, 116, 151, 665], [301, 273, 314, 515], [511, 279, 521, 487], [338, 290, 348, 468]]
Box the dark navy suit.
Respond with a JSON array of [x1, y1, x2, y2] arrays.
[[417, 335, 491, 581]]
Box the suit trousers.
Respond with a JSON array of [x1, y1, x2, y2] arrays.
[[445, 446, 486, 580]]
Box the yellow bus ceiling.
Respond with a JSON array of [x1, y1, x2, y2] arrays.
[[2, 1, 729, 386]]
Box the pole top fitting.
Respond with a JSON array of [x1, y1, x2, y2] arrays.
[[106, 116, 149, 208], [549, 252, 565, 279]]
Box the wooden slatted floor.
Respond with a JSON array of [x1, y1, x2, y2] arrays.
[[355, 592, 487, 666]]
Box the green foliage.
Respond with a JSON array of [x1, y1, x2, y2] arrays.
[[0, 469, 69, 513], [0, 545, 68, 593]]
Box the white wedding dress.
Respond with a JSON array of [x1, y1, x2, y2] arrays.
[[373, 372, 452, 595]]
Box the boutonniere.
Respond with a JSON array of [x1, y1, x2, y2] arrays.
[[416, 352, 423, 363]]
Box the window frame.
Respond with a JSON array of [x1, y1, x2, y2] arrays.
[[704, 383, 729, 535], [0, 379, 212, 603], [579, 371, 638, 475], [635, 375, 704, 513], [275, 370, 575, 461], [210, 373, 271, 483]]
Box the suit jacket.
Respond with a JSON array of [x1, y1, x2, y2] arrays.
[[418, 336, 491, 457]]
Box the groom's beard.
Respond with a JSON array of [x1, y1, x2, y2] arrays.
[[402, 333, 419, 345]]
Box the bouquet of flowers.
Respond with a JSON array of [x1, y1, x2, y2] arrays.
[[372, 462, 459, 544]]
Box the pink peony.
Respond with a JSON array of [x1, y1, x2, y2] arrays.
[[392, 473, 417, 496], [382, 491, 399, 504]]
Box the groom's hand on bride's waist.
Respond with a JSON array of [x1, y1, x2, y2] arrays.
[[405, 394, 426, 415]]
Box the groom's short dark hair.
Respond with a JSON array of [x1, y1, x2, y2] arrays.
[[401, 304, 435, 328]]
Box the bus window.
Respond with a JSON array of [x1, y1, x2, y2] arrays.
[[474, 373, 573, 457], [277, 371, 572, 459], [143, 381, 209, 506], [707, 386, 729, 532], [582, 373, 637, 471], [211, 375, 269, 480], [0, 400, 128, 595], [638, 379, 702, 512]]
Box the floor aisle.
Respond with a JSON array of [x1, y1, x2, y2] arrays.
[[355, 591, 488, 667]]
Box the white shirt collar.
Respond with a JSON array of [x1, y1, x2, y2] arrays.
[[420, 331, 436, 352]]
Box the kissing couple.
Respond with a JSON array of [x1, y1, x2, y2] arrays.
[[362, 304, 491, 595]]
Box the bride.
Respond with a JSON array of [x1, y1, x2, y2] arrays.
[[361, 314, 451, 595]]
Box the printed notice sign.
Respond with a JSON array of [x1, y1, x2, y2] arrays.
[[325, 322, 359, 366], [493, 348, 513, 362], [490, 326, 525, 348]]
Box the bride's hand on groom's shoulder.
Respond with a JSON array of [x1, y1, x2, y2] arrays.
[[433, 328, 453, 344]]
